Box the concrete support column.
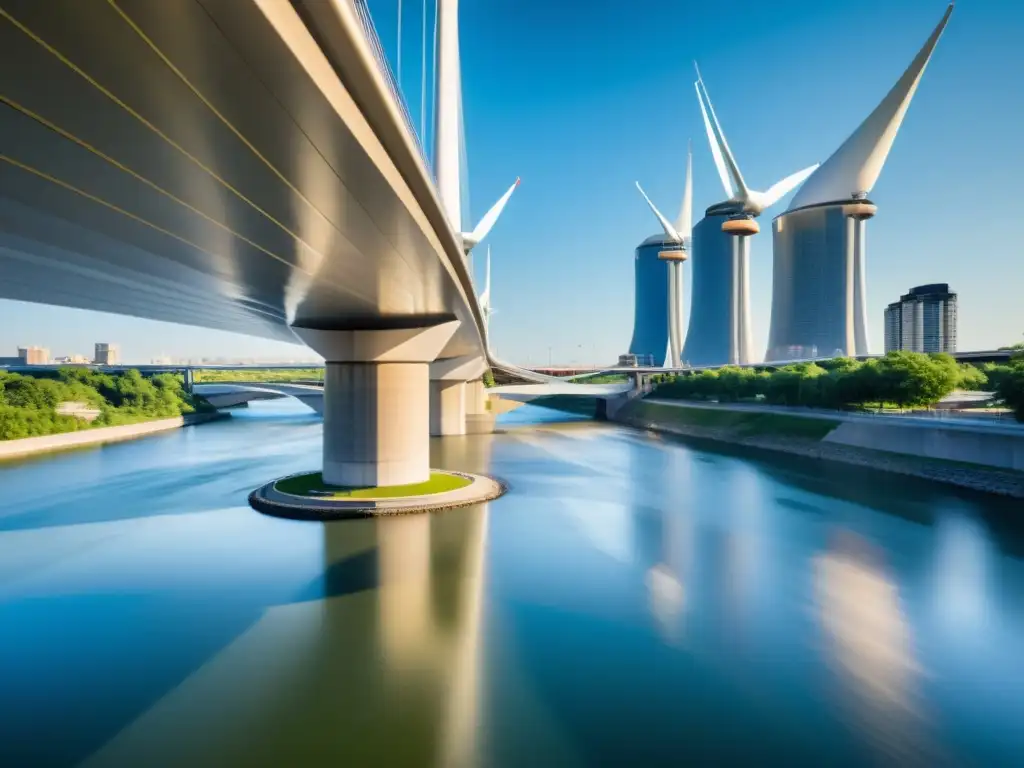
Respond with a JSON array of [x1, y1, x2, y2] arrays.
[[852, 217, 870, 356], [658, 252, 687, 370], [324, 362, 429, 485], [736, 236, 752, 365], [729, 237, 741, 365], [722, 216, 759, 366], [465, 379, 488, 415], [292, 322, 459, 487], [430, 379, 467, 436], [843, 216, 857, 356], [430, 354, 487, 436], [844, 202, 876, 358]]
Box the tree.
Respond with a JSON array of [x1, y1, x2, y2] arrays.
[[997, 363, 1024, 422], [956, 363, 988, 391]]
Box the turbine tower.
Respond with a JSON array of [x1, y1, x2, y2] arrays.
[[766, 4, 953, 362], [434, 0, 519, 253], [635, 143, 693, 369], [684, 68, 818, 366]]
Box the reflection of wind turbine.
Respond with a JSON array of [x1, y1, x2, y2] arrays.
[[635, 143, 692, 369], [693, 65, 818, 364]]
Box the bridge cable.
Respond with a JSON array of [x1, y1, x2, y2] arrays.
[[430, 0, 439, 173], [420, 0, 427, 145], [396, 0, 402, 86]]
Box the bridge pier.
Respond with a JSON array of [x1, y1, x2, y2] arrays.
[[293, 323, 459, 487], [429, 355, 488, 436], [430, 381, 466, 436]]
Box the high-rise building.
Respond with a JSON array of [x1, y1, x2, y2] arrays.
[[766, 5, 953, 362], [16, 346, 49, 365], [94, 343, 120, 365], [883, 284, 957, 354]]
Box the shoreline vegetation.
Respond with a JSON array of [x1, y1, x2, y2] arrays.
[[0, 368, 212, 441], [647, 351, 1024, 421], [194, 368, 324, 384]]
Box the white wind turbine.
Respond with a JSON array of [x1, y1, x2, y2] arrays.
[[435, 0, 520, 254], [635, 143, 693, 369], [693, 64, 819, 364], [478, 245, 494, 341], [694, 64, 819, 216]]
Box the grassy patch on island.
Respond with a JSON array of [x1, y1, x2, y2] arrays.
[[275, 471, 472, 499]]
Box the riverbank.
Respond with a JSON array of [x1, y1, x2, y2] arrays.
[[614, 399, 1024, 498], [0, 412, 227, 461]]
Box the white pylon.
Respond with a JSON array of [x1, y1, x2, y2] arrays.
[[434, 0, 519, 254]]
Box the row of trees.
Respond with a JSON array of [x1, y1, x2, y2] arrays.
[[194, 368, 324, 383], [0, 369, 208, 440], [650, 352, 1024, 420]]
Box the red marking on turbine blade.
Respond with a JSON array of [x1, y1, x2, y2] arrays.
[[515, 177, 521, 186]]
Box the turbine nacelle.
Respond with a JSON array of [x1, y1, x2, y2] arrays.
[[694, 65, 818, 217]]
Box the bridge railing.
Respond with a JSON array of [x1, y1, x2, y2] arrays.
[[350, 0, 431, 171]]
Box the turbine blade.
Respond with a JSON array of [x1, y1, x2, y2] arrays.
[[695, 80, 734, 199], [698, 75, 748, 197], [760, 163, 820, 208], [635, 182, 682, 242], [788, 4, 954, 210], [464, 177, 520, 250], [674, 141, 693, 238]]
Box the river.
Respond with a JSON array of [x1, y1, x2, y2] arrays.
[[1, 400, 1022, 767]]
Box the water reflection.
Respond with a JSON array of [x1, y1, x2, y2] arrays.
[[812, 530, 933, 764], [1, 403, 1024, 765], [82, 504, 490, 768], [640, 436, 688, 645]]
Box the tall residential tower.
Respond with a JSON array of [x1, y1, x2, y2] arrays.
[[883, 284, 957, 353]]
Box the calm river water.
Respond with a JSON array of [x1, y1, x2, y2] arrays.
[[1, 401, 1023, 767]]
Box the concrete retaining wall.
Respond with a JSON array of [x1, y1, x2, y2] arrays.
[[0, 413, 220, 461], [825, 421, 1024, 472]]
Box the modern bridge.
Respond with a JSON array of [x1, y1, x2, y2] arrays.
[[0, 0, 546, 487]]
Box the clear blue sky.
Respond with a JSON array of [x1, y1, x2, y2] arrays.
[[2, 0, 1021, 364]]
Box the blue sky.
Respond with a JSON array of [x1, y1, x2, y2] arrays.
[[2, 0, 1021, 364]]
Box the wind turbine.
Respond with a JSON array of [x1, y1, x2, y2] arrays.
[[694, 65, 819, 216], [478, 245, 494, 341], [693, 64, 819, 365], [460, 178, 520, 253], [435, 0, 520, 254], [635, 143, 692, 369]]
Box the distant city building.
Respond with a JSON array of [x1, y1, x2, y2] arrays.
[[94, 343, 120, 365], [16, 346, 49, 365], [54, 354, 91, 364], [883, 284, 958, 354], [617, 353, 654, 368]]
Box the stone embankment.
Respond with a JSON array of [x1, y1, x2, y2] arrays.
[[0, 412, 225, 461], [615, 400, 1024, 499]]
